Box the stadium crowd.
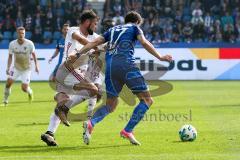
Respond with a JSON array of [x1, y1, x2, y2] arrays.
[[0, 0, 240, 44], [104, 0, 240, 43]]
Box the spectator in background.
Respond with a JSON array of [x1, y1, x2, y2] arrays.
[[223, 23, 235, 42], [190, 0, 202, 12], [15, 11, 24, 27], [221, 12, 234, 31], [175, 9, 183, 23], [235, 11, 240, 42], [172, 22, 183, 42], [34, 13, 43, 30], [112, 11, 124, 25], [32, 26, 42, 43], [0, 14, 16, 32], [191, 5, 204, 25], [0, 0, 240, 44], [182, 22, 193, 42], [191, 4, 204, 41], [215, 30, 223, 42], [204, 12, 214, 32], [55, 1, 64, 17], [25, 14, 33, 31], [113, 0, 123, 13], [55, 13, 64, 31]]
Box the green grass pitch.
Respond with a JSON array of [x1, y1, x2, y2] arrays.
[[0, 81, 239, 160]]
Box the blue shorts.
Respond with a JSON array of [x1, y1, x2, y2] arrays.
[[105, 58, 148, 98]]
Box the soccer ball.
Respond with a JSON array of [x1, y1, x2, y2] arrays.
[[179, 124, 197, 142]]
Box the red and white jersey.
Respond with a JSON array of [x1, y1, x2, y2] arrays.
[[85, 57, 104, 85], [64, 26, 99, 71], [62, 26, 103, 86]]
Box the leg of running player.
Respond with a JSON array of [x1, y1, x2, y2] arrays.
[[20, 69, 33, 102], [82, 97, 118, 145], [21, 83, 33, 102], [3, 78, 14, 105], [41, 90, 97, 146], [120, 91, 153, 145]]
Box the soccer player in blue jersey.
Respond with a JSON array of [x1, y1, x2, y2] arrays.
[[79, 11, 172, 145], [48, 24, 69, 81]]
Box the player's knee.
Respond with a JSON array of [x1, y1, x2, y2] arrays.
[[6, 83, 11, 88], [89, 87, 98, 96], [141, 97, 153, 107], [6, 79, 13, 88], [108, 105, 116, 113], [54, 92, 70, 104], [21, 85, 28, 92]]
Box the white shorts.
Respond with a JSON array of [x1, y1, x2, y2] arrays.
[[8, 67, 31, 84]]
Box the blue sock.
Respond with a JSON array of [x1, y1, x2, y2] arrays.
[[90, 105, 110, 127], [124, 101, 149, 132]]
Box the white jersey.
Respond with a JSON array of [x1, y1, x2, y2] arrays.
[[63, 26, 102, 86], [86, 57, 104, 85], [64, 27, 99, 70], [9, 39, 35, 71]]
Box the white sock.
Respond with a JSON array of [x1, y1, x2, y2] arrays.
[[65, 95, 87, 109], [27, 86, 33, 95], [4, 87, 11, 101], [88, 96, 97, 118], [47, 113, 61, 133]]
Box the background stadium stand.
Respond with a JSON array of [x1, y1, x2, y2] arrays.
[[0, 0, 239, 46]]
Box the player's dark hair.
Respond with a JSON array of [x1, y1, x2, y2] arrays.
[[124, 11, 143, 25], [17, 26, 25, 31], [63, 23, 69, 27], [80, 10, 98, 23]]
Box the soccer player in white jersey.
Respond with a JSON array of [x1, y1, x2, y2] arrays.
[[3, 27, 39, 105], [41, 10, 104, 146]]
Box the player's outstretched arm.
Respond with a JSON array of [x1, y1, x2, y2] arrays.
[[72, 32, 89, 45], [49, 48, 59, 63], [137, 34, 172, 62], [78, 36, 105, 55]]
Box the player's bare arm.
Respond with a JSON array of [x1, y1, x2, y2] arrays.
[[72, 32, 89, 45], [6, 54, 13, 75], [49, 48, 60, 63], [32, 52, 39, 74], [77, 36, 105, 55], [137, 34, 173, 62], [64, 36, 105, 70]]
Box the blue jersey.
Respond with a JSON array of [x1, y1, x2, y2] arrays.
[[103, 23, 143, 64], [56, 37, 65, 65], [102, 24, 148, 98], [53, 36, 65, 76]]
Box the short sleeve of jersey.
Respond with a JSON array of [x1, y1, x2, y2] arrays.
[[30, 41, 35, 53], [68, 28, 76, 40], [9, 41, 14, 55], [56, 40, 60, 49], [102, 28, 111, 42], [134, 25, 144, 39]]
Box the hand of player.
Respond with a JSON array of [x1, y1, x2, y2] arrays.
[[6, 69, 10, 75], [48, 58, 52, 64], [35, 66, 39, 74], [159, 55, 173, 62]]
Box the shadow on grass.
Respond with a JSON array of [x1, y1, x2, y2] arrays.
[[9, 100, 54, 104], [172, 140, 182, 143], [208, 104, 240, 108], [0, 144, 132, 153], [16, 122, 49, 126]]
